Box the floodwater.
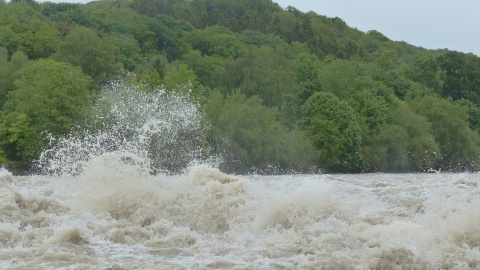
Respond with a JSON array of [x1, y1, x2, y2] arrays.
[[2, 82, 479, 269], [1, 168, 479, 269]]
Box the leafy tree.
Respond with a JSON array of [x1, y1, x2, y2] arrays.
[[456, 98, 480, 133], [222, 45, 297, 108], [318, 59, 379, 99], [389, 103, 439, 170], [300, 92, 362, 172], [160, 63, 204, 98], [0, 59, 93, 167], [0, 48, 30, 108], [205, 91, 313, 173], [407, 54, 442, 92], [13, 18, 60, 59], [0, 0, 40, 32], [382, 70, 438, 100], [372, 48, 403, 70], [0, 26, 16, 55], [107, 33, 143, 71], [0, 112, 37, 164], [361, 102, 440, 172], [10, 0, 38, 5], [172, 0, 207, 28], [294, 53, 322, 102], [130, 0, 175, 17], [181, 26, 246, 59], [182, 49, 222, 89], [0, 148, 6, 166], [271, 10, 297, 43], [438, 51, 480, 104], [173, 0, 280, 33], [367, 30, 390, 41], [409, 96, 480, 171], [360, 123, 405, 172], [337, 37, 363, 59], [348, 88, 389, 129], [146, 15, 193, 60], [239, 30, 288, 49], [437, 51, 466, 100], [295, 13, 339, 57], [53, 26, 122, 83]]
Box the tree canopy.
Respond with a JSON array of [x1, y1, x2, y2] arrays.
[[2, 0, 480, 174]]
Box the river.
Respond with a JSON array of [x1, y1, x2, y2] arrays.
[[1, 168, 479, 269]]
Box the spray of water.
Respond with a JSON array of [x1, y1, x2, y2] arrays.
[[37, 79, 212, 176], [2, 79, 480, 268]]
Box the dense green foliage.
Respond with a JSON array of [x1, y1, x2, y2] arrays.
[[1, 59, 92, 168], [2, 0, 480, 173]]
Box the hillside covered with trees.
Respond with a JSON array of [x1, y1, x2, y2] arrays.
[[2, 0, 480, 174]]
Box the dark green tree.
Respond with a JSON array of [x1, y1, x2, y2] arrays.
[[0, 49, 30, 108], [53, 26, 122, 83], [181, 26, 246, 59], [438, 51, 480, 104], [389, 103, 439, 171], [182, 49, 222, 89], [456, 98, 480, 133], [409, 96, 480, 171], [300, 92, 362, 172], [293, 53, 323, 103], [222, 45, 297, 108], [205, 91, 313, 173], [0, 59, 93, 167], [407, 54, 442, 92], [13, 18, 60, 59]]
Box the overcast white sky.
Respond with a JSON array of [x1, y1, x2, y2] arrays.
[[35, 0, 479, 56], [274, 0, 480, 56]]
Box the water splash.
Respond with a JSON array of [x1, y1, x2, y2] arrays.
[[0, 167, 13, 183], [38, 79, 210, 176]]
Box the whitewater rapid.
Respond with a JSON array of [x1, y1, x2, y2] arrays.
[[2, 81, 479, 269], [1, 168, 479, 269]]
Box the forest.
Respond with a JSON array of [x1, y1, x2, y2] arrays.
[[2, 0, 480, 174]]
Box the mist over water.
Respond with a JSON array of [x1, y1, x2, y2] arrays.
[[2, 82, 480, 269]]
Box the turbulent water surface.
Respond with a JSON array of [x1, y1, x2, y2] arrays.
[[1, 169, 480, 269], [2, 82, 479, 269]]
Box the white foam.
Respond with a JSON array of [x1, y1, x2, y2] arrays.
[[2, 173, 480, 269], [0, 168, 13, 183]]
